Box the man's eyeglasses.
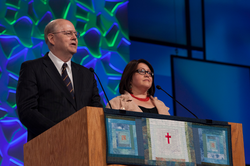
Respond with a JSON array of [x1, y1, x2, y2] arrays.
[[51, 30, 80, 38], [136, 68, 154, 77]]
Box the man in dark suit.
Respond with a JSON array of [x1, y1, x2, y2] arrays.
[[16, 19, 102, 141]]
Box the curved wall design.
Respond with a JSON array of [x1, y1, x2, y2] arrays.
[[0, 0, 129, 165]]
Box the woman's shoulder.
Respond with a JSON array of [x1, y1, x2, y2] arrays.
[[151, 96, 170, 115], [109, 95, 122, 102], [110, 92, 131, 102], [151, 96, 163, 103]]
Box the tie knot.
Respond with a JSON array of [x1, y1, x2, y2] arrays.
[[62, 63, 67, 69]]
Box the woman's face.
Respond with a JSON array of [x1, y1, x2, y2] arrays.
[[131, 63, 153, 92]]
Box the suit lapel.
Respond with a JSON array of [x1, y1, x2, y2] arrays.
[[42, 53, 76, 110], [71, 62, 81, 110]]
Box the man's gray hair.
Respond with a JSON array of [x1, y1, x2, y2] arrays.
[[44, 20, 58, 45]]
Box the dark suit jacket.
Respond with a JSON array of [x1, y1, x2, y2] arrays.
[[16, 53, 102, 141]]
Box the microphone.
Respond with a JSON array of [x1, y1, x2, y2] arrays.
[[156, 85, 198, 119], [89, 68, 112, 109]]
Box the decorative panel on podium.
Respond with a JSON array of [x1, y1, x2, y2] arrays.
[[104, 109, 234, 166]]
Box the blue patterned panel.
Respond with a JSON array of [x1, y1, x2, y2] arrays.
[[193, 124, 230, 165], [105, 115, 145, 165], [107, 118, 138, 155]]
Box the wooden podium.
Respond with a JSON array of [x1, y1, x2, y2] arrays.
[[23, 106, 245, 166]]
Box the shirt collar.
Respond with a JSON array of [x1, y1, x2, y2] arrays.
[[48, 51, 72, 73]]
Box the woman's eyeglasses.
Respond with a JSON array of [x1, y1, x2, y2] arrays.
[[136, 68, 154, 77]]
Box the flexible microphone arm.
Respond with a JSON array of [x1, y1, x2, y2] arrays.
[[156, 85, 198, 119], [89, 68, 112, 109]]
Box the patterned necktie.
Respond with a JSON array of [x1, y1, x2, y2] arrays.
[[62, 63, 74, 99]]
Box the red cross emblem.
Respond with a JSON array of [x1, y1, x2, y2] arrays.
[[165, 133, 171, 144]]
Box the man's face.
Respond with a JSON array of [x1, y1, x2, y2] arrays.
[[51, 20, 78, 58]]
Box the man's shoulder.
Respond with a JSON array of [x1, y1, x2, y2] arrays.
[[71, 61, 91, 72], [22, 55, 47, 67], [71, 61, 84, 68]]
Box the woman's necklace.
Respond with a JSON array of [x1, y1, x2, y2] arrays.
[[130, 93, 150, 101]]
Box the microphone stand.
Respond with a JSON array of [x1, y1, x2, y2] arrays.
[[156, 85, 198, 119], [89, 68, 112, 109]]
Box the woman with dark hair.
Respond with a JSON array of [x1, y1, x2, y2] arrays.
[[106, 59, 170, 115]]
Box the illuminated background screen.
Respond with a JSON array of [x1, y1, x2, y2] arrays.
[[172, 57, 250, 164]]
